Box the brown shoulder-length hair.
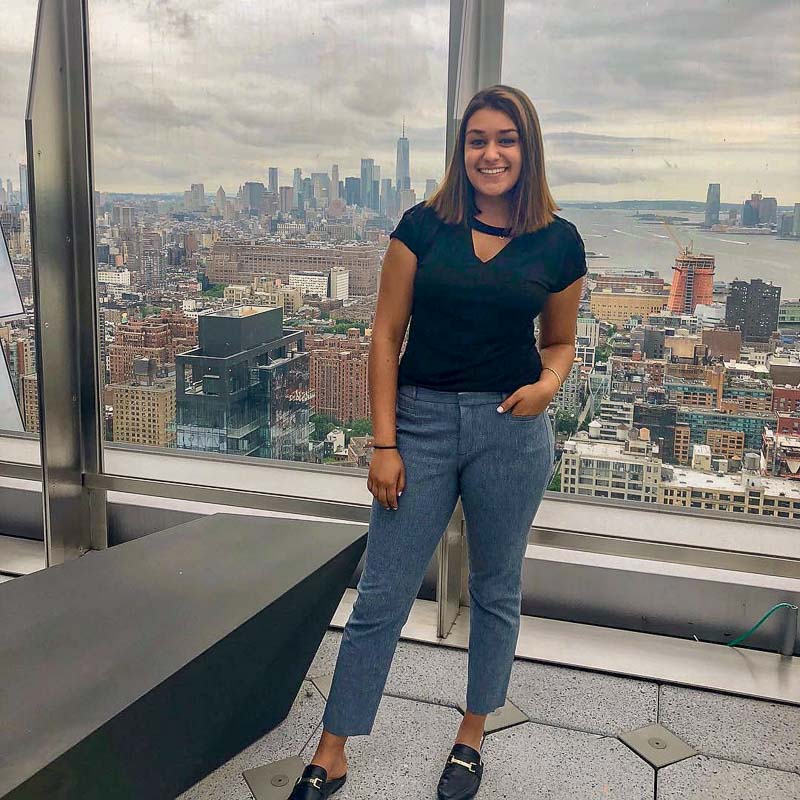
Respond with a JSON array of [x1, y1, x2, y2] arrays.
[[426, 85, 559, 238]]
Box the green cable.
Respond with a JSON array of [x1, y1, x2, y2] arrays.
[[726, 602, 798, 648]]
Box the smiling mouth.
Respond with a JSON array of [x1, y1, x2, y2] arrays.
[[478, 167, 508, 175]]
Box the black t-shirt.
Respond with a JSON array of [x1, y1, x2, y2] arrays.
[[388, 200, 587, 392]]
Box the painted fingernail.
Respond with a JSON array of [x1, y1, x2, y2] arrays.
[[496, 405, 505, 413]]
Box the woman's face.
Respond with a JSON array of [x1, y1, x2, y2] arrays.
[[463, 107, 523, 201]]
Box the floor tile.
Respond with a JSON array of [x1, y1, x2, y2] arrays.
[[307, 629, 341, 678], [507, 658, 658, 736], [480, 719, 654, 799], [659, 684, 800, 774], [658, 754, 800, 800]]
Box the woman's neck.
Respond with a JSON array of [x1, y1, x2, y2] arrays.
[[473, 192, 512, 227]]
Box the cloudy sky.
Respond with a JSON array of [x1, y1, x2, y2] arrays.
[[1, 0, 797, 203]]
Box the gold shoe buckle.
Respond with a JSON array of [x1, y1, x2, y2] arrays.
[[449, 756, 478, 774], [297, 776, 325, 790]]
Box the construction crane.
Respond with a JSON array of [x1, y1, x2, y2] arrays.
[[662, 219, 693, 256]]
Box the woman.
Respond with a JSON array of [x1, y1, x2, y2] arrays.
[[289, 84, 586, 800]]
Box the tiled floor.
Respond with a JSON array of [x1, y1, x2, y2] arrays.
[[180, 630, 800, 800]]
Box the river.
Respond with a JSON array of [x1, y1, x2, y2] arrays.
[[559, 207, 800, 300]]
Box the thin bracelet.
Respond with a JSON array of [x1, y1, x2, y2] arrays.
[[541, 366, 563, 390], [373, 444, 398, 449]]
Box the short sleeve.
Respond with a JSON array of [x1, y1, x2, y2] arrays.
[[551, 220, 588, 293], [389, 202, 427, 258]]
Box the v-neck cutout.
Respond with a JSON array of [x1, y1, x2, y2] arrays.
[[470, 227, 515, 265]]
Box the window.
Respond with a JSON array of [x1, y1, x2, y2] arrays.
[[87, 0, 449, 475], [503, 0, 798, 526], [0, 2, 40, 440]]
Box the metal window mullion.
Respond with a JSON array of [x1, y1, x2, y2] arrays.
[[438, 0, 505, 638], [26, 0, 106, 564]]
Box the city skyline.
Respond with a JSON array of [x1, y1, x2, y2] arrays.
[[1, 1, 798, 200]]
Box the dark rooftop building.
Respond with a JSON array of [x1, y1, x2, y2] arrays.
[[175, 306, 312, 459]]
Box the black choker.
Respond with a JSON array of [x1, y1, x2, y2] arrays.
[[468, 215, 511, 238]]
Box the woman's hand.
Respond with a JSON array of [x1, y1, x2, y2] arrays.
[[367, 449, 406, 510], [498, 373, 560, 417]]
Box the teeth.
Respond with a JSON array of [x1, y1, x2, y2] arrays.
[[479, 168, 507, 174]]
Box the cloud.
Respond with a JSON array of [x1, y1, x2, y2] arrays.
[[545, 131, 675, 154], [1, 0, 796, 203], [505, 0, 798, 119], [541, 110, 593, 125], [92, 0, 222, 40], [548, 159, 649, 187]]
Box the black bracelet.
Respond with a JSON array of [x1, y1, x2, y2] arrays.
[[373, 444, 398, 449]]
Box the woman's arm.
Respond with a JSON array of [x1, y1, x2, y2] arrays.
[[368, 238, 417, 446], [498, 276, 584, 415], [536, 276, 584, 396]]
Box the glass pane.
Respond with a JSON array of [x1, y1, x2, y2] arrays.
[[0, 2, 39, 439], [504, 1, 800, 521], [89, 0, 448, 477]]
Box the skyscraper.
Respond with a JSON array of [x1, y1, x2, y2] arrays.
[[189, 183, 205, 211], [396, 119, 410, 193], [241, 182, 266, 213], [292, 168, 302, 209], [279, 186, 294, 214], [175, 306, 311, 460], [424, 179, 438, 200], [310, 172, 330, 203], [18, 164, 28, 209], [741, 200, 758, 227], [112, 205, 137, 229], [398, 188, 417, 215], [371, 164, 381, 212], [344, 177, 361, 207], [360, 158, 374, 210], [380, 178, 393, 216], [666, 246, 715, 315], [759, 197, 778, 225], [725, 278, 781, 343], [330, 164, 340, 201], [794, 204, 800, 238], [267, 167, 278, 194], [704, 183, 720, 228], [215, 186, 226, 215]]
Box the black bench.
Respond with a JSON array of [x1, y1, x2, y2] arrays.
[[0, 513, 366, 800]]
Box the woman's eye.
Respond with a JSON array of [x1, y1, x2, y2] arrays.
[[469, 138, 516, 146]]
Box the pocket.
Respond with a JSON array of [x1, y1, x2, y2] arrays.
[[508, 410, 542, 421], [396, 392, 416, 414]]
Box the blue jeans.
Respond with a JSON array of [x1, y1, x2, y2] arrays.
[[322, 384, 555, 736]]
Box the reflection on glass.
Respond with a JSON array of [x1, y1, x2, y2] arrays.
[[89, 0, 448, 469], [1, 2, 39, 437], [0, 228, 25, 426], [0, 216, 23, 319], [504, 1, 800, 520], [0, 343, 24, 433]]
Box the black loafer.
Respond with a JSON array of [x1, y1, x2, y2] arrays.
[[436, 742, 484, 800], [287, 763, 347, 799]]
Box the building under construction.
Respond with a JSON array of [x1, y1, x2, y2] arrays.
[[666, 247, 715, 315]]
